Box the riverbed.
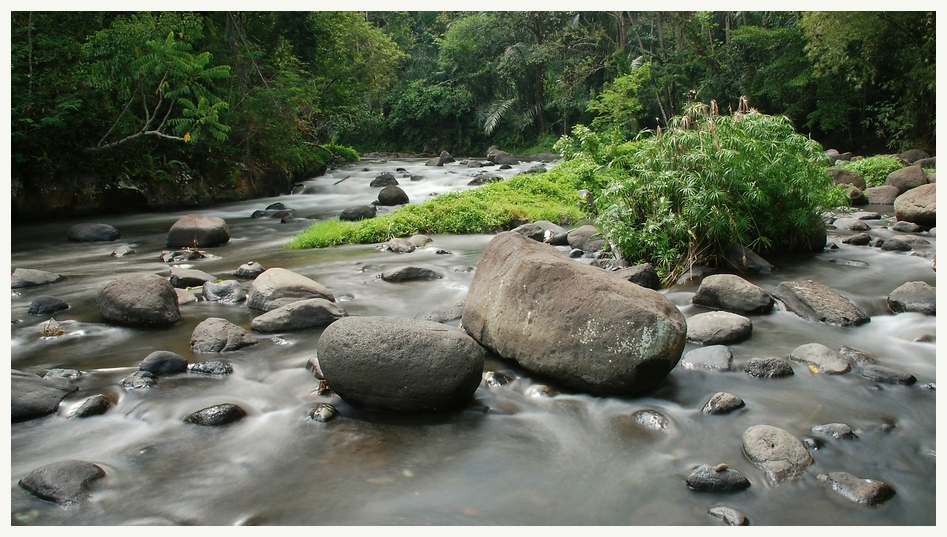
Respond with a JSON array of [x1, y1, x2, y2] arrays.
[[9, 157, 937, 525]]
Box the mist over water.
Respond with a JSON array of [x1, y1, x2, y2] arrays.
[[10, 157, 936, 525]]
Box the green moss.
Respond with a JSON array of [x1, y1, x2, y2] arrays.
[[286, 167, 592, 249]]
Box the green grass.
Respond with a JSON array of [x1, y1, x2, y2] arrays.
[[285, 167, 591, 249], [835, 155, 904, 187]]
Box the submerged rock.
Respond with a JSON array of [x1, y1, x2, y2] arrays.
[[188, 360, 234, 376], [685, 464, 751, 492], [461, 231, 687, 395], [18, 460, 106, 504], [789, 343, 852, 374], [70, 395, 113, 418], [631, 409, 670, 431], [691, 274, 774, 314], [686, 311, 752, 345], [202, 280, 246, 303], [818, 472, 895, 505], [741, 425, 812, 484], [11, 370, 78, 422], [772, 280, 869, 327], [67, 223, 120, 242], [811, 423, 857, 440], [183, 404, 247, 426], [744, 357, 794, 379], [121, 371, 157, 389], [190, 317, 258, 353], [886, 281, 936, 315], [680, 345, 733, 372], [97, 273, 181, 327], [859, 365, 916, 385], [308, 403, 340, 423]]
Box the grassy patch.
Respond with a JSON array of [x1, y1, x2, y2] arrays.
[[286, 167, 592, 249], [835, 155, 904, 187]]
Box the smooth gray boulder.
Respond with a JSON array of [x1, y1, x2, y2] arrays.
[[887, 281, 935, 315], [866, 185, 900, 205], [168, 268, 217, 289], [842, 233, 872, 245], [377, 185, 409, 206], [680, 345, 733, 371], [316, 316, 485, 412], [385, 237, 415, 253], [692, 274, 774, 314], [18, 460, 106, 504], [886, 165, 928, 194], [28, 296, 69, 316], [139, 351, 188, 376], [686, 311, 752, 345], [11, 268, 62, 289], [894, 182, 936, 228], [234, 261, 266, 279], [685, 464, 750, 492], [702, 392, 745, 415], [11, 370, 78, 422], [789, 343, 852, 374], [742, 425, 812, 484], [461, 231, 687, 395], [183, 404, 247, 426], [250, 298, 346, 332], [96, 273, 181, 327], [202, 280, 246, 303], [67, 223, 120, 242], [380, 266, 441, 282], [860, 365, 916, 385], [339, 205, 377, 222], [818, 472, 895, 505], [566, 225, 605, 253], [190, 317, 258, 352], [246, 267, 334, 312], [744, 357, 794, 379], [772, 280, 869, 327], [166, 214, 231, 248]]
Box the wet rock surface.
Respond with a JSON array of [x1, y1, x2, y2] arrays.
[[818, 472, 895, 505], [691, 274, 774, 314], [686, 311, 752, 345], [247, 267, 335, 312], [859, 365, 916, 385], [886, 281, 936, 315], [685, 464, 751, 492], [680, 345, 733, 371], [772, 280, 870, 327], [250, 298, 347, 332], [741, 425, 812, 484], [190, 317, 258, 352], [18, 460, 106, 504], [183, 403, 247, 426], [67, 223, 120, 242], [140, 350, 189, 376], [96, 273, 182, 327], [702, 392, 745, 415], [166, 214, 231, 248], [789, 343, 852, 374], [11, 370, 78, 422], [11, 268, 63, 288], [708, 506, 749, 526], [28, 296, 69, 316], [202, 280, 247, 303], [744, 357, 795, 379]]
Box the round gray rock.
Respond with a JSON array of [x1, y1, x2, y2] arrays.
[[818, 472, 895, 505], [183, 403, 247, 426], [692, 274, 774, 314], [894, 182, 936, 228], [28, 296, 69, 316], [742, 424, 812, 484], [686, 464, 750, 492], [234, 261, 266, 279], [702, 392, 745, 415], [377, 185, 409, 206], [380, 266, 441, 282], [247, 267, 335, 312], [168, 268, 217, 289], [140, 351, 188, 376], [11, 370, 78, 422], [681, 345, 733, 371], [18, 460, 106, 504], [203, 280, 246, 303], [886, 165, 928, 194], [686, 311, 752, 345], [789, 343, 852, 374], [11, 268, 62, 289], [166, 214, 231, 248], [97, 274, 181, 327], [744, 357, 794, 379], [340, 205, 377, 221], [316, 316, 485, 412], [67, 223, 120, 242], [250, 298, 346, 333], [887, 281, 935, 315], [190, 317, 258, 353]]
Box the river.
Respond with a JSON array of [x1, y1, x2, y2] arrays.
[[9, 157, 937, 525]]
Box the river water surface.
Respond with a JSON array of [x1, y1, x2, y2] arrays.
[[9, 157, 937, 525]]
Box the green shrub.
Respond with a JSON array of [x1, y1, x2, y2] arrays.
[[324, 143, 360, 162], [568, 102, 849, 282], [835, 155, 904, 187]]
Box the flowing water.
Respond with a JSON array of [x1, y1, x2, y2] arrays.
[[8, 158, 937, 525]]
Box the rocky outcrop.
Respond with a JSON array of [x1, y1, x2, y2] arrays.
[[67, 223, 120, 242], [772, 280, 869, 327], [691, 274, 774, 314], [250, 298, 346, 332], [18, 460, 106, 504], [246, 267, 335, 312], [316, 316, 485, 412], [461, 231, 687, 395], [190, 317, 258, 352], [96, 273, 181, 327], [166, 214, 231, 248], [894, 182, 935, 228]]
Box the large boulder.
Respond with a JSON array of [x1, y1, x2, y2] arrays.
[[370, 172, 398, 187], [897, 149, 930, 164], [788, 343, 851, 374], [166, 214, 231, 248], [886, 281, 936, 315], [686, 311, 753, 345], [425, 150, 455, 167], [11, 268, 62, 289], [741, 425, 812, 484], [461, 231, 687, 395], [190, 317, 258, 353], [96, 273, 181, 327], [18, 460, 106, 504], [168, 268, 217, 289], [865, 185, 900, 205], [377, 185, 409, 206], [566, 225, 605, 253], [67, 223, 120, 242], [339, 205, 377, 221], [885, 166, 928, 194], [772, 280, 869, 327], [894, 182, 936, 228], [827, 168, 867, 191], [610, 263, 661, 290], [250, 298, 347, 333], [691, 274, 774, 314], [28, 296, 69, 316], [11, 370, 78, 422], [316, 316, 485, 412], [139, 351, 188, 376], [246, 267, 335, 312], [487, 147, 519, 166]]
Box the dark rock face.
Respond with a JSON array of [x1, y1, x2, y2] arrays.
[[168, 268, 217, 289], [686, 311, 752, 345], [610, 263, 661, 290], [11, 370, 78, 422], [865, 185, 900, 205], [828, 168, 867, 191], [880, 238, 912, 251], [202, 280, 246, 303], [425, 151, 456, 166], [886, 166, 928, 194], [96, 274, 181, 327], [377, 185, 409, 206], [741, 425, 812, 484], [772, 280, 869, 327], [692, 274, 774, 314], [685, 464, 751, 492], [188, 360, 234, 376], [234, 261, 266, 279], [681, 345, 733, 371], [166, 214, 231, 248], [702, 392, 745, 415], [566, 225, 605, 253], [140, 351, 188, 376], [789, 343, 852, 374], [250, 298, 346, 333], [67, 223, 121, 242], [744, 357, 794, 379], [316, 316, 485, 412], [859, 365, 916, 385], [18, 460, 106, 504], [11, 268, 62, 289], [190, 317, 258, 353], [339, 205, 377, 221], [70, 395, 112, 418], [887, 281, 936, 315], [28, 296, 69, 316], [894, 183, 936, 228], [818, 472, 895, 505], [183, 404, 247, 426], [462, 232, 687, 395], [370, 172, 398, 187], [247, 268, 335, 312], [842, 233, 872, 245], [487, 148, 519, 165], [380, 266, 441, 282]]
